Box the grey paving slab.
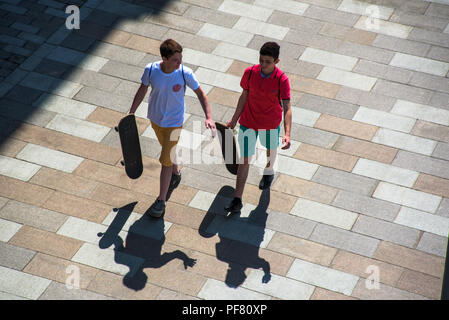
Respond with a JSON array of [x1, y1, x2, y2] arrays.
[[74, 86, 131, 113], [304, 5, 360, 27], [0, 200, 67, 233], [114, 19, 168, 40], [430, 92, 449, 110], [437, 198, 449, 218], [332, 190, 400, 222], [354, 59, 413, 84], [265, 210, 317, 239], [352, 215, 421, 248], [39, 281, 116, 300], [242, 269, 315, 300], [183, 4, 239, 28], [417, 232, 448, 257], [351, 279, 429, 300], [268, 11, 324, 34], [408, 27, 449, 48], [297, 94, 359, 120], [427, 45, 449, 63], [290, 124, 339, 149], [287, 258, 359, 296], [393, 150, 449, 180], [409, 72, 449, 94], [311, 166, 379, 196], [372, 79, 433, 105], [0, 242, 35, 271], [0, 265, 51, 300], [372, 35, 431, 58], [99, 60, 142, 83], [433, 142, 449, 161], [309, 223, 380, 257]]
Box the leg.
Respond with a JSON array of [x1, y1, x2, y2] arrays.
[[158, 164, 173, 201], [234, 157, 250, 199]]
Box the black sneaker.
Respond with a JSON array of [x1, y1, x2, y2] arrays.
[[149, 199, 166, 218], [168, 172, 181, 192], [259, 174, 274, 190], [224, 197, 243, 215], [166, 172, 181, 201]]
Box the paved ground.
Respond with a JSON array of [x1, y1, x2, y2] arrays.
[[0, 0, 449, 300]]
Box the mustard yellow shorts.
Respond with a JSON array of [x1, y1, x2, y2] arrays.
[[151, 121, 182, 167]]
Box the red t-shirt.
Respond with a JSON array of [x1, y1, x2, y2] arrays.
[[239, 64, 290, 130]]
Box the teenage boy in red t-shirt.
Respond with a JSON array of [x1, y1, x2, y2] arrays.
[[225, 42, 292, 213]]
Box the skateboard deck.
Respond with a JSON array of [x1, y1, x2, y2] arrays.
[[215, 122, 238, 175], [115, 114, 143, 179]]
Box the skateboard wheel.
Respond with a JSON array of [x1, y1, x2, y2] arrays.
[[114, 126, 119, 132], [120, 160, 125, 166]]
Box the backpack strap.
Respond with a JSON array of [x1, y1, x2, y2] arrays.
[[247, 65, 255, 90], [181, 64, 186, 95]]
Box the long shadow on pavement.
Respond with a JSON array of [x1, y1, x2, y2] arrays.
[[97, 201, 196, 291], [199, 186, 271, 288]]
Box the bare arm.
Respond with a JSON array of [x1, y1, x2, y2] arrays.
[[128, 83, 148, 114], [194, 86, 215, 133], [227, 89, 248, 129], [281, 99, 292, 149]]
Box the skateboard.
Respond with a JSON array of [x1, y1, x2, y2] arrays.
[[215, 122, 238, 175], [115, 114, 143, 179]]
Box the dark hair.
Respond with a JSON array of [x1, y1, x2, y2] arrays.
[[160, 39, 183, 59], [260, 42, 280, 60]]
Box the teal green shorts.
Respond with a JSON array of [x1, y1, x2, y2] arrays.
[[238, 124, 280, 158]]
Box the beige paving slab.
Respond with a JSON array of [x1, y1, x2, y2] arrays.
[[333, 136, 398, 164], [373, 241, 445, 278], [396, 270, 443, 300], [414, 173, 449, 198], [411, 120, 449, 143], [331, 250, 404, 287], [351, 278, 428, 300], [0, 138, 26, 157], [9, 225, 82, 260], [87, 270, 162, 300], [30, 167, 98, 199], [267, 232, 337, 266], [43, 191, 112, 224], [0, 175, 54, 207], [0, 200, 67, 233], [311, 287, 358, 300], [123, 34, 161, 55], [24, 253, 99, 290], [288, 74, 340, 99], [315, 114, 378, 141], [142, 257, 206, 297], [272, 174, 339, 205], [294, 143, 358, 172]]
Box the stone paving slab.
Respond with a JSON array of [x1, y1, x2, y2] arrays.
[[0, 0, 448, 301]]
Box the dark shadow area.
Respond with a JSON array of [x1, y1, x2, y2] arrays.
[[199, 185, 272, 288], [97, 202, 196, 291], [442, 234, 449, 300], [0, 0, 175, 148]]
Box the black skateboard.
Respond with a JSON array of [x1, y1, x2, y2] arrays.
[[215, 122, 238, 175], [115, 114, 143, 179]]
